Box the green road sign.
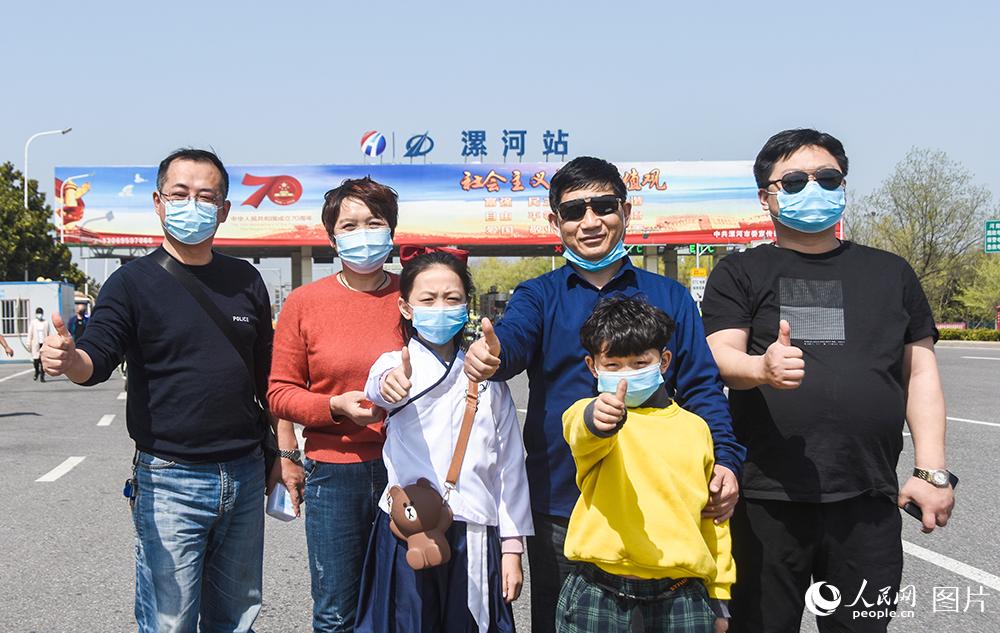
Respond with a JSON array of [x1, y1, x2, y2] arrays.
[[987, 220, 1000, 254]]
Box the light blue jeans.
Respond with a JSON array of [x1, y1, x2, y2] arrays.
[[133, 448, 265, 633], [304, 457, 387, 633]]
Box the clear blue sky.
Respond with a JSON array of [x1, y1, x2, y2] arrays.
[[2, 0, 999, 283]]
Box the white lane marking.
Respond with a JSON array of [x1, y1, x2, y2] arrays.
[[294, 426, 305, 451], [903, 540, 1000, 591], [961, 356, 1000, 361], [0, 369, 33, 383], [516, 409, 527, 414], [902, 431, 911, 436], [36, 457, 86, 482], [117, 392, 127, 400], [97, 414, 115, 427], [948, 416, 1000, 429]]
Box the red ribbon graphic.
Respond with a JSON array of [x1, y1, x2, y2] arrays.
[[241, 173, 303, 207]]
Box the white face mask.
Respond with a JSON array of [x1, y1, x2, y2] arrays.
[[36, 314, 44, 321]]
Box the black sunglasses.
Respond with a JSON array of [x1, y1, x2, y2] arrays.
[[767, 168, 844, 194], [556, 195, 623, 222]]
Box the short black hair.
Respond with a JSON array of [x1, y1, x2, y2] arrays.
[[580, 295, 675, 358], [549, 156, 628, 212], [753, 129, 849, 189], [157, 148, 230, 198]]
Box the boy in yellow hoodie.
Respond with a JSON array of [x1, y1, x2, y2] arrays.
[[558, 296, 734, 633]]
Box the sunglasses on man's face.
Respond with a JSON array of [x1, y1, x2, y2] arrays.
[[767, 168, 845, 194], [556, 195, 623, 222]]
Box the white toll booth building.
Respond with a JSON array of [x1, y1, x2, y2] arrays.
[[0, 282, 76, 363]]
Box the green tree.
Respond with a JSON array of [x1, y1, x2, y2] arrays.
[[471, 257, 562, 296], [956, 254, 1000, 324], [847, 148, 994, 319], [0, 161, 87, 287]]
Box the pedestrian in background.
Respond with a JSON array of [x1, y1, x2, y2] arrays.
[[28, 307, 51, 382]]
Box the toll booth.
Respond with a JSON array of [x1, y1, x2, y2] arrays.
[[0, 282, 75, 363]]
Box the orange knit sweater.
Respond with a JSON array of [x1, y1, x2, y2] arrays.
[[267, 274, 403, 463]]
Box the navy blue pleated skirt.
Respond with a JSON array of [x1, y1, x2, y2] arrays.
[[355, 510, 517, 633]]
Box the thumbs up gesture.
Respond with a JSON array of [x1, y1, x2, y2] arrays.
[[762, 319, 805, 389], [380, 346, 413, 404], [464, 317, 502, 381], [592, 379, 628, 434], [41, 314, 78, 377]]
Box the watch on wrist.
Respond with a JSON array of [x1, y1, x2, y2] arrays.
[[913, 467, 951, 488], [278, 449, 302, 464]]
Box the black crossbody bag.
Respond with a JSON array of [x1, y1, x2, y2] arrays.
[[152, 249, 278, 477]]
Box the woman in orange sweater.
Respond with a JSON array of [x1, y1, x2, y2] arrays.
[[268, 177, 404, 633]]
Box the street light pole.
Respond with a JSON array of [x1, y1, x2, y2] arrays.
[[59, 172, 90, 243], [24, 127, 72, 209]]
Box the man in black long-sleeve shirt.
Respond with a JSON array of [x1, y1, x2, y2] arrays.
[[41, 148, 275, 633]]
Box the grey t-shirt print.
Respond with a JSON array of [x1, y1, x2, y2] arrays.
[[779, 278, 845, 346]]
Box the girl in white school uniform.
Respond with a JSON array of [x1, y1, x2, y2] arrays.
[[355, 247, 533, 633]]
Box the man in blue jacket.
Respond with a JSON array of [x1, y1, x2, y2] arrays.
[[465, 156, 745, 633]]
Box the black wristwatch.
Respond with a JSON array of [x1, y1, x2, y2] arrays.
[[278, 449, 302, 465]]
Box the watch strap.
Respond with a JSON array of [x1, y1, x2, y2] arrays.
[[913, 467, 949, 487], [278, 449, 302, 463]]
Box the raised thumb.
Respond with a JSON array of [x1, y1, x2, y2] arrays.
[[615, 379, 628, 403], [777, 319, 791, 346], [482, 318, 500, 355], [401, 346, 412, 378], [52, 313, 71, 339]]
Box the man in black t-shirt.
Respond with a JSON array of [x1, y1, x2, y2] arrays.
[[703, 129, 955, 633], [41, 149, 276, 633]]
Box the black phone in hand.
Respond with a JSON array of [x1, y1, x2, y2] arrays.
[[903, 472, 959, 521]]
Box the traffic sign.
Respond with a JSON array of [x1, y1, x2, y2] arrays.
[[987, 220, 1000, 254], [690, 267, 708, 302]]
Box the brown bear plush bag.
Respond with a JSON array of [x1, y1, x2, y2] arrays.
[[387, 379, 479, 570]]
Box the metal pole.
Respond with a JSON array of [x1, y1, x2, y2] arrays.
[[695, 243, 701, 269], [24, 128, 72, 209]]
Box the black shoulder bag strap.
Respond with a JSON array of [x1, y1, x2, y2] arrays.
[[151, 249, 277, 469]]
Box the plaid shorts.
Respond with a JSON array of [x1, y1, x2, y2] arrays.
[[556, 563, 715, 633]]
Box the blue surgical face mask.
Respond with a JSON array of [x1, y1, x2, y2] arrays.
[[334, 228, 393, 274], [162, 197, 220, 245], [597, 363, 664, 408], [774, 180, 846, 234], [562, 238, 628, 272], [410, 304, 468, 345]]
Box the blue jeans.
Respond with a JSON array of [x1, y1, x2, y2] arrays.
[[304, 457, 387, 633], [133, 448, 265, 633]]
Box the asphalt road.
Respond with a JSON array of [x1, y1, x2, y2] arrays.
[[1, 342, 998, 632]]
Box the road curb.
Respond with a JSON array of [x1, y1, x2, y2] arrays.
[[936, 341, 1000, 349]]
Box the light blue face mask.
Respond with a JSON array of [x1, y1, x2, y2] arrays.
[[597, 363, 664, 408], [334, 228, 393, 273], [562, 239, 628, 272], [163, 197, 219, 245], [774, 180, 846, 234], [410, 304, 468, 345]]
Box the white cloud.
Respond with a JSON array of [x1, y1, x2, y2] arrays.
[[118, 184, 135, 197], [134, 173, 147, 184]]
